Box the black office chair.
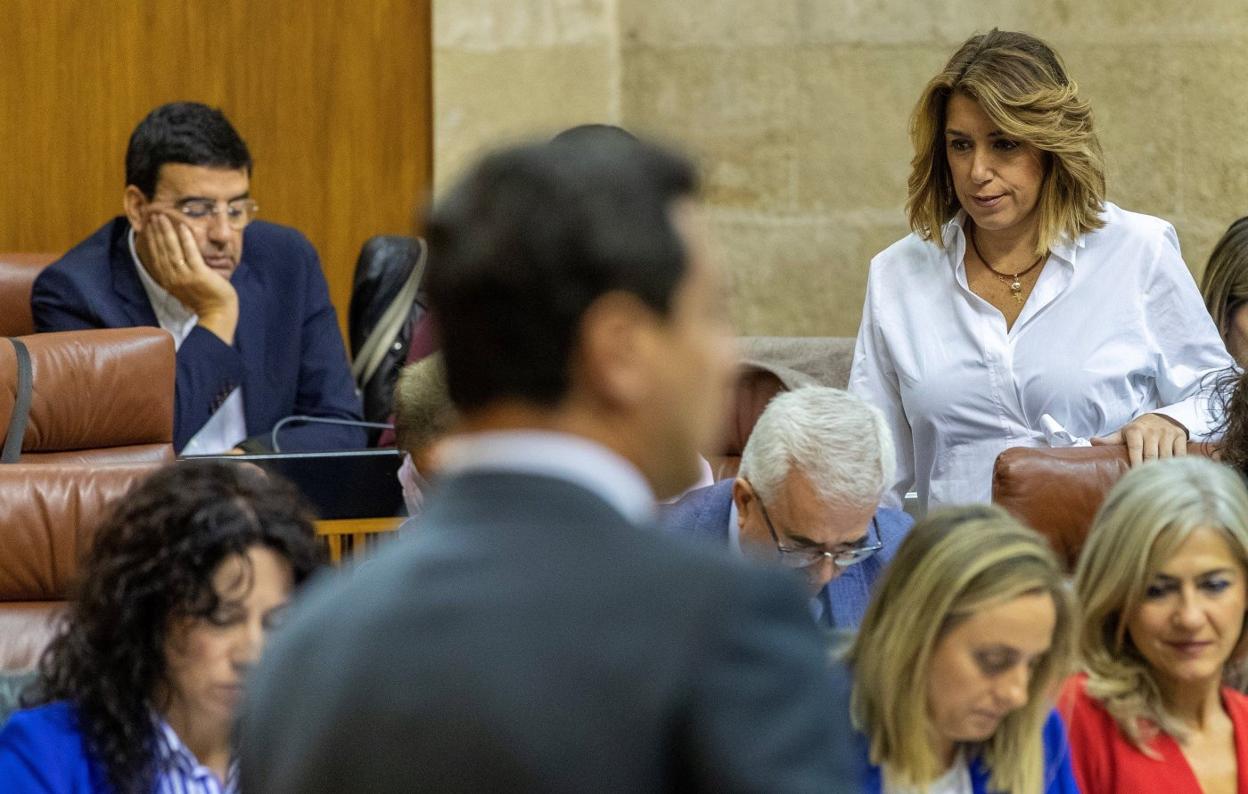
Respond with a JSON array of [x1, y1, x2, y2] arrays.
[[347, 235, 428, 442]]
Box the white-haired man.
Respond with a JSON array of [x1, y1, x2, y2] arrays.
[[664, 386, 912, 629]]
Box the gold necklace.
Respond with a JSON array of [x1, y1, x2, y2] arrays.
[[969, 227, 1046, 304]]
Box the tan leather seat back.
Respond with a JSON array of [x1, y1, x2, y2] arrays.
[[706, 365, 786, 481], [0, 254, 56, 337], [992, 443, 1216, 570], [0, 463, 160, 672], [0, 328, 175, 464]]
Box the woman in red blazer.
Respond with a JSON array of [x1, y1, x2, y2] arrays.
[[1061, 456, 1248, 794]]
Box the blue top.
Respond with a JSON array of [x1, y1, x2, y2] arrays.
[[0, 701, 238, 794], [0, 701, 111, 792], [858, 708, 1081, 794], [661, 479, 912, 629]]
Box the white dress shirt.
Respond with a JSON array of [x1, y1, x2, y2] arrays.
[[850, 203, 1235, 512], [129, 229, 247, 454], [438, 430, 657, 525]]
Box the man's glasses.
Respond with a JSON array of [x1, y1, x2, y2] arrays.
[[165, 198, 259, 230], [755, 494, 883, 569]]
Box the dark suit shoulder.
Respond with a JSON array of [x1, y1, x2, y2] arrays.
[[32, 218, 134, 331], [242, 472, 832, 793], [239, 221, 318, 268], [660, 478, 734, 543], [39, 218, 126, 282], [279, 473, 801, 654]]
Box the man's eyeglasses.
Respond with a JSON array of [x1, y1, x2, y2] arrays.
[[165, 198, 259, 230], [755, 494, 883, 569]]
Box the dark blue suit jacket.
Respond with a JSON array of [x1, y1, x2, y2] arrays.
[[241, 471, 853, 792], [662, 479, 911, 629], [32, 217, 365, 452], [0, 701, 110, 792]]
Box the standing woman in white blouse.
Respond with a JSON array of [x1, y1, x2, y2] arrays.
[[850, 28, 1234, 512]]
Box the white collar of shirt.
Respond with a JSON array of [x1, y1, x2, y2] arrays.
[[727, 498, 743, 555], [438, 430, 656, 525], [942, 209, 1084, 270], [883, 750, 971, 794], [153, 716, 238, 794], [128, 227, 198, 348]]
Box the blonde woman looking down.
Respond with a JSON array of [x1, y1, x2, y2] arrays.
[[845, 504, 1078, 793], [849, 29, 1232, 512], [1060, 457, 1248, 794]]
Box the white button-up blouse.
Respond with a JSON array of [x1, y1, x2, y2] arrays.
[[849, 203, 1235, 512]]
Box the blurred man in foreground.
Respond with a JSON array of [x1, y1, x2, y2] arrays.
[[241, 135, 856, 792]]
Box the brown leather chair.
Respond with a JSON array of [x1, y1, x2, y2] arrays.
[[992, 443, 1216, 570], [0, 328, 175, 464], [0, 253, 57, 337], [705, 364, 787, 480], [703, 337, 856, 480], [0, 463, 160, 671]]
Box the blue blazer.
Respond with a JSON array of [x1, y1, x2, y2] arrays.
[[858, 708, 1080, 793], [32, 217, 365, 453], [661, 479, 912, 629], [0, 701, 111, 792]]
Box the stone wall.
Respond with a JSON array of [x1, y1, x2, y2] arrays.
[[433, 0, 620, 193], [435, 0, 1248, 336]]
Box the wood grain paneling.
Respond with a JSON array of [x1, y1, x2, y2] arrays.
[[0, 0, 432, 340]]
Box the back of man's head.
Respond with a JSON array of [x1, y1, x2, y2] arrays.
[[738, 387, 895, 508], [424, 136, 698, 413], [549, 123, 638, 146], [125, 102, 252, 197]]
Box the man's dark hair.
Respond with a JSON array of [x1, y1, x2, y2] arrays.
[[125, 102, 253, 197], [549, 123, 638, 145], [425, 136, 698, 411]]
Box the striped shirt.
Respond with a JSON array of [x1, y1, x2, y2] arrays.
[[153, 718, 238, 794]]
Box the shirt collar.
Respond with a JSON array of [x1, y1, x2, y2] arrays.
[[727, 498, 743, 556], [128, 226, 197, 326], [943, 209, 1084, 268], [438, 430, 657, 525]]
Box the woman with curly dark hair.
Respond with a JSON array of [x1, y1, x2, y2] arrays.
[[0, 461, 323, 793]]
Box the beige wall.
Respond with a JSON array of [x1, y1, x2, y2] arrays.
[[435, 1, 1248, 336], [433, 0, 620, 194]]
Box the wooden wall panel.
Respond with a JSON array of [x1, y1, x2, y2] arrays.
[[0, 0, 433, 340]]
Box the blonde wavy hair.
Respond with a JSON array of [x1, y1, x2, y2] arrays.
[[393, 353, 456, 457], [907, 29, 1106, 257], [1074, 456, 1248, 749], [846, 504, 1076, 793]]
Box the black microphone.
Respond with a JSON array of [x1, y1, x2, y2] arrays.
[[269, 415, 394, 453]]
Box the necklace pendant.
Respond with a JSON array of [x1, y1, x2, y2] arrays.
[[1010, 279, 1022, 292]]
